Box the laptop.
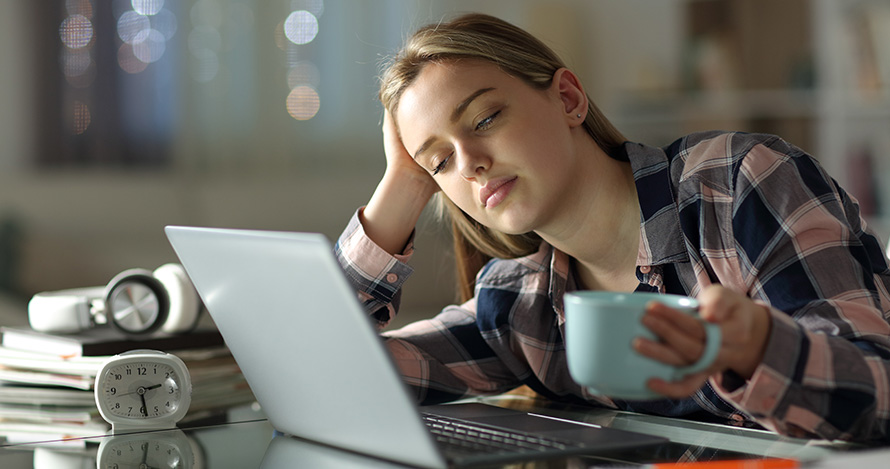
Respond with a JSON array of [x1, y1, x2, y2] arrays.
[[165, 225, 666, 468]]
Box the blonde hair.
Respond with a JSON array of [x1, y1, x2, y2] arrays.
[[379, 13, 626, 302]]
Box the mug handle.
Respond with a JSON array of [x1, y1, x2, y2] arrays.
[[674, 322, 721, 378]]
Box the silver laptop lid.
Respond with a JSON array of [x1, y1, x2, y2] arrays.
[[165, 226, 446, 469]]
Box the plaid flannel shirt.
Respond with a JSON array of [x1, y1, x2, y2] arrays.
[[335, 131, 890, 442]]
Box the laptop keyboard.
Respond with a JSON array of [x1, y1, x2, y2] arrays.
[[422, 413, 578, 455]]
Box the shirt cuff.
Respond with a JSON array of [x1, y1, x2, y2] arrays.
[[712, 306, 800, 420], [335, 208, 415, 306], [340, 207, 415, 263]]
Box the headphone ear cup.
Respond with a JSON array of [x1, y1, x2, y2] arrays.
[[153, 263, 201, 334], [104, 268, 169, 335]]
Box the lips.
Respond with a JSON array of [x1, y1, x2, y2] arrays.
[[479, 177, 517, 208]]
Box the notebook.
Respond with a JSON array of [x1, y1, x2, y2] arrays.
[[165, 225, 666, 468]]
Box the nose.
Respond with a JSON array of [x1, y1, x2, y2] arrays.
[[455, 141, 491, 181]]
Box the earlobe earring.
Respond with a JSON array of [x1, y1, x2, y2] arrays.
[[576, 114, 582, 118]]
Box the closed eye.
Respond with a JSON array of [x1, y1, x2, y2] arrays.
[[429, 110, 499, 176], [431, 153, 452, 176], [476, 110, 500, 131]]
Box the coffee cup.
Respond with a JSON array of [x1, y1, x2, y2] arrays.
[[564, 291, 721, 400]]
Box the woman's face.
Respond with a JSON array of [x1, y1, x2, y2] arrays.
[[395, 60, 586, 235]]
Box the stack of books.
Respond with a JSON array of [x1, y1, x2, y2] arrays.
[[0, 326, 256, 446]]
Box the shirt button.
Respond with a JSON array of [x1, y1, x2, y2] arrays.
[[385, 273, 399, 283], [640, 265, 651, 274]]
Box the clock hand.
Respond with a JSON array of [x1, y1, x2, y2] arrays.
[[141, 393, 148, 416], [138, 441, 160, 469], [116, 383, 164, 397]]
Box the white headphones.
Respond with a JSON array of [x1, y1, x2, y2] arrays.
[[28, 263, 202, 335]]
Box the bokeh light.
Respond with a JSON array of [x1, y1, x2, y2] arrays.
[[72, 100, 91, 134], [115, 2, 175, 72], [284, 10, 318, 45], [118, 10, 151, 44], [61, 49, 92, 77], [152, 8, 178, 40], [287, 61, 320, 89], [283, 2, 323, 121], [66, 0, 93, 18], [131, 0, 164, 16], [274, 20, 288, 51], [118, 42, 149, 74], [187, 2, 227, 84], [64, 65, 96, 89], [286, 86, 320, 120], [60, 14, 94, 49], [188, 25, 222, 55], [190, 48, 219, 83], [132, 29, 166, 63]]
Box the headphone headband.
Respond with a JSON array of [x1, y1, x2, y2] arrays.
[[28, 265, 201, 335], [28, 287, 104, 333]]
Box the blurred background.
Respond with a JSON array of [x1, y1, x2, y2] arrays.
[[0, 0, 888, 328]]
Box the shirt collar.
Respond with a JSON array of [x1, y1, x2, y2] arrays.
[[621, 141, 689, 266], [546, 141, 689, 322], [548, 243, 570, 325]]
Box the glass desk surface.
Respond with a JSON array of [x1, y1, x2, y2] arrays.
[[0, 394, 882, 468]]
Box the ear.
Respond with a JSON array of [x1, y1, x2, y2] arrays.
[[552, 68, 588, 126]]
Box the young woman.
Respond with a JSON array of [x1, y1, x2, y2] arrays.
[[334, 13, 890, 442]]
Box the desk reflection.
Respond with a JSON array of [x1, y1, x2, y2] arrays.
[[0, 398, 871, 468], [259, 435, 405, 468], [26, 429, 204, 469], [258, 434, 610, 469], [95, 429, 199, 469]]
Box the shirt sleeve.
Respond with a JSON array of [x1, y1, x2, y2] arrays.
[[711, 135, 890, 442], [334, 208, 521, 404], [384, 300, 524, 405], [334, 208, 415, 328]]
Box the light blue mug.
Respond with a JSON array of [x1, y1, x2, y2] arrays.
[[564, 291, 721, 400]]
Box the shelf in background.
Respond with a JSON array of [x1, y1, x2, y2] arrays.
[[609, 89, 820, 126]]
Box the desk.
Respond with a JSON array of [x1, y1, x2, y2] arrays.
[[0, 395, 876, 468]]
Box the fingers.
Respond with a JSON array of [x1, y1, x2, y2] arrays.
[[638, 305, 705, 365], [637, 287, 773, 399], [636, 301, 706, 364], [646, 301, 705, 340], [382, 108, 398, 137], [633, 337, 688, 367], [647, 373, 710, 399], [382, 110, 410, 161], [380, 110, 438, 197], [698, 285, 758, 347], [635, 299, 718, 398], [698, 285, 744, 324]]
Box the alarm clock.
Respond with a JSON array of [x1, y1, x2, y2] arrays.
[[95, 350, 192, 434]]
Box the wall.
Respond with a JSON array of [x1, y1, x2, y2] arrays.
[[0, 0, 33, 172], [0, 1, 685, 327], [0, 168, 457, 328], [8, 1, 846, 329]]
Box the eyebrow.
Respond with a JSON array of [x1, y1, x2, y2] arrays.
[[412, 87, 496, 160]]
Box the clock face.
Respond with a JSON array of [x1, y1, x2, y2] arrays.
[[98, 361, 184, 420]]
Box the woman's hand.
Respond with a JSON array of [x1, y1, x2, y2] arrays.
[[361, 110, 440, 255], [632, 285, 772, 398], [380, 110, 438, 194]]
